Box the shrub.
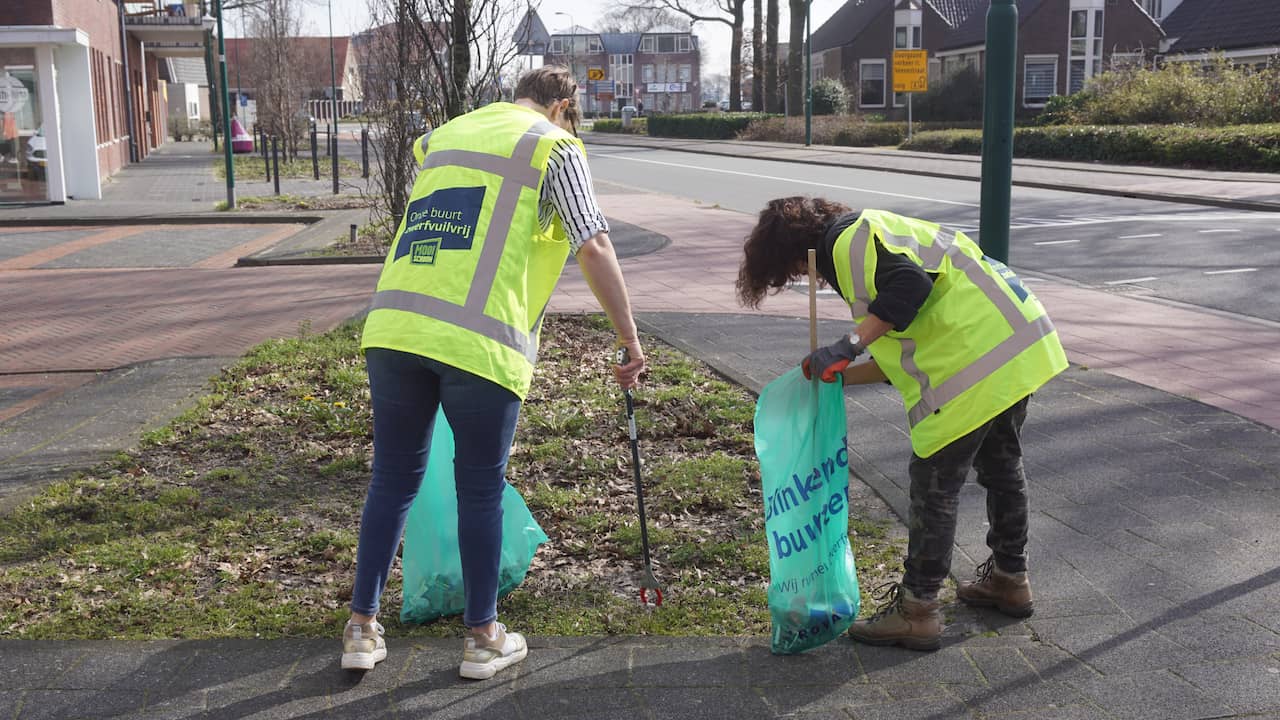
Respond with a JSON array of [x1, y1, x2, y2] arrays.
[[738, 115, 980, 146], [899, 123, 1280, 171], [170, 115, 194, 142], [1034, 58, 1280, 127], [646, 112, 780, 139], [912, 65, 984, 122], [811, 77, 850, 116], [590, 118, 647, 134]]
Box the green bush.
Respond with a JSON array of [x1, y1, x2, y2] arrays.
[[811, 78, 850, 116], [738, 115, 980, 146], [1035, 59, 1280, 127], [912, 65, 985, 122], [590, 118, 647, 134], [900, 123, 1280, 171], [646, 112, 781, 139]]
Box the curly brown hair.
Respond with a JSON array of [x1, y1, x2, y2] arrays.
[[735, 196, 853, 309]]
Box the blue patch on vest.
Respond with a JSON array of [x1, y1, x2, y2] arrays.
[[395, 186, 486, 263], [983, 256, 1030, 303]]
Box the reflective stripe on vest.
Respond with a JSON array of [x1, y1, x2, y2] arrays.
[[369, 120, 556, 364], [848, 222, 1059, 428]]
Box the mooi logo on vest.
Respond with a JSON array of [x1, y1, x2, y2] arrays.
[[397, 186, 486, 265]]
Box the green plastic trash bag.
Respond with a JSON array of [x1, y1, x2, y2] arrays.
[[400, 409, 548, 625], [754, 367, 860, 654]]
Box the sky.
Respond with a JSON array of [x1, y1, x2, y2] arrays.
[[281, 0, 850, 78]]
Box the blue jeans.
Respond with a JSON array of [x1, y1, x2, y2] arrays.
[[351, 347, 522, 628]]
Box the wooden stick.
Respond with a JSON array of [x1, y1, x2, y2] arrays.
[[807, 248, 818, 352]]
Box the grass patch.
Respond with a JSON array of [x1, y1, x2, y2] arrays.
[[214, 155, 362, 182], [0, 316, 905, 640]]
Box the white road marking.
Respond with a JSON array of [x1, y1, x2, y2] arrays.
[[1033, 239, 1080, 246], [1118, 233, 1161, 239], [1105, 276, 1158, 285], [1199, 229, 1242, 234], [1203, 268, 1258, 275], [594, 153, 981, 207]]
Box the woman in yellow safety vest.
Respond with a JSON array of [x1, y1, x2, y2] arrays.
[[341, 66, 646, 680], [737, 197, 1066, 651]]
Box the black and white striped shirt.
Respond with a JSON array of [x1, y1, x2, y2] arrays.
[[538, 138, 610, 254]]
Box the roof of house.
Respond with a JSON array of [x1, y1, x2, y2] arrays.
[[223, 37, 351, 90], [1162, 0, 1280, 53], [811, 0, 985, 53], [938, 0, 1047, 50], [811, 0, 890, 53]]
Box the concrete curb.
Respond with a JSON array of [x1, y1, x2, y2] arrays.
[[236, 254, 383, 266], [584, 134, 1280, 213], [0, 213, 326, 227]]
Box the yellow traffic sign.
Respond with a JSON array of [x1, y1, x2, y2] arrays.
[[892, 50, 928, 93], [587, 68, 605, 81]]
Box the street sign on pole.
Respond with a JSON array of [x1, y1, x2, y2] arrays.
[[892, 50, 929, 93], [587, 68, 605, 81]]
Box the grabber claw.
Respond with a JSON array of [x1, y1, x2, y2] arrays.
[[617, 346, 665, 607]]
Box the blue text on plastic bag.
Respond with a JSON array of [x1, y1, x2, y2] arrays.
[[754, 367, 860, 654], [400, 409, 548, 624]]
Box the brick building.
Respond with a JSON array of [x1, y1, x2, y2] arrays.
[[543, 27, 701, 115], [0, 0, 210, 203]]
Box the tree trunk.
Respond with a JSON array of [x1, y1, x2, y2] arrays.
[[752, 0, 763, 109], [765, 0, 778, 112], [728, 0, 745, 110], [448, 0, 472, 118], [787, 0, 805, 116]]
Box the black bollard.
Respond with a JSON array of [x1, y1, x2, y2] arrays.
[[361, 127, 369, 179], [349, 223, 357, 245], [311, 127, 319, 180], [331, 133, 339, 195], [261, 129, 270, 182], [271, 136, 281, 196]]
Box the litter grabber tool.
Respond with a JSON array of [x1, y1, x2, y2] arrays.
[[617, 346, 664, 607]]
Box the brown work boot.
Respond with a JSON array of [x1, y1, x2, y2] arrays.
[[957, 557, 1034, 618], [847, 583, 942, 651]]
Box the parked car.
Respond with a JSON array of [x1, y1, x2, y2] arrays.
[[25, 128, 46, 181]]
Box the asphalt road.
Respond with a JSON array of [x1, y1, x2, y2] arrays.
[[587, 146, 1280, 324]]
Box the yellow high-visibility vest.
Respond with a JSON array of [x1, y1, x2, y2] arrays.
[[832, 210, 1068, 457], [361, 102, 582, 398]]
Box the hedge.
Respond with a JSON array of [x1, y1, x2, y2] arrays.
[[646, 112, 781, 139], [589, 118, 646, 134], [899, 124, 1280, 172], [738, 116, 982, 147]]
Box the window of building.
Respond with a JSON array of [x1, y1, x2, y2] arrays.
[[1068, 0, 1104, 93], [1110, 52, 1142, 69], [640, 36, 654, 52], [641, 64, 655, 83], [678, 35, 691, 52], [678, 63, 691, 82], [587, 36, 602, 53], [859, 59, 886, 107], [1023, 55, 1057, 107], [1142, 0, 1161, 18], [658, 35, 675, 53], [550, 37, 564, 54]]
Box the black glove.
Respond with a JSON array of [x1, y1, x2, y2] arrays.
[[802, 334, 865, 383]]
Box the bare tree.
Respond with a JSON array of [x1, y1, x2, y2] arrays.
[[765, 0, 778, 112], [246, 0, 307, 154], [631, 0, 747, 111], [751, 0, 762, 109], [601, 4, 688, 33], [786, 0, 803, 116], [357, 0, 528, 228]]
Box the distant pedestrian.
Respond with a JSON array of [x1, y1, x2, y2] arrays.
[[342, 65, 646, 679], [736, 198, 1067, 651]]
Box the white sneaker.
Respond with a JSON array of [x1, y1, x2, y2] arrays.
[[341, 620, 387, 671], [459, 623, 528, 680]]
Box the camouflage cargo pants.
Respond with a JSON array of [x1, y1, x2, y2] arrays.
[[902, 396, 1031, 599]]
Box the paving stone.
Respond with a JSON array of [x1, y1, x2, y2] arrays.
[[1174, 658, 1280, 714], [0, 642, 90, 688], [631, 644, 751, 687], [393, 685, 523, 719], [505, 644, 632, 689], [1026, 615, 1189, 675], [1070, 669, 1234, 720], [879, 682, 952, 700], [945, 680, 1089, 717], [760, 683, 892, 713], [510, 686, 645, 717], [854, 646, 986, 686], [963, 647, 1040, 684], [846, 695, 976, 719], [635, 687, 777, 719], [742, 641, 863, 686], [16, 689, 146, 719], [1042, 504, 1155, 538]]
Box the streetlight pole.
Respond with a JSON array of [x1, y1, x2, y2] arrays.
[[979, 0, 1017, 263], [555, 11, 576, 101], [804, 0, 812, 146], [328, 0, 339, 194], [214, 0, 235, 208]]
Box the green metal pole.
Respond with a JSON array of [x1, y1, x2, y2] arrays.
[[804, 0, 812, 146], [979, 0, 1017, 263], [328, 0, 339, 194], [214, 0, 236, 208]]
